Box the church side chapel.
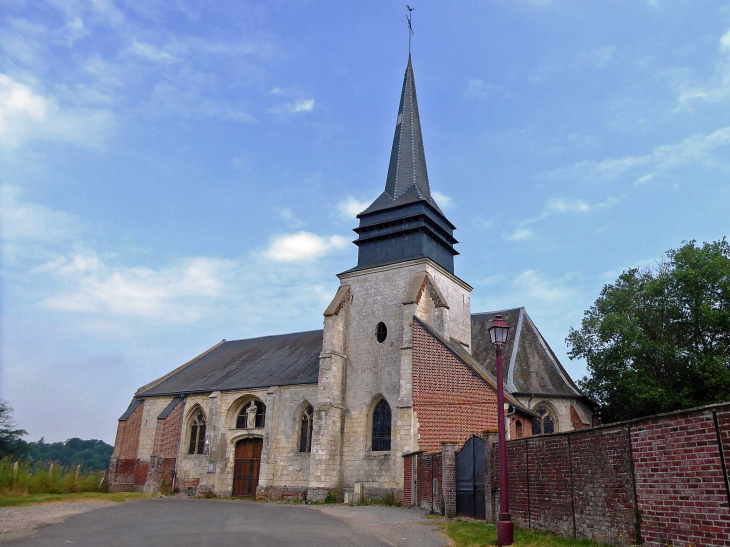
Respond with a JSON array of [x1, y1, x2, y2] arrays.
[[108, 55, 595, 501]]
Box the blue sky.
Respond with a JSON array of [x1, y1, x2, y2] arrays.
[[1, 0, 729, 444]]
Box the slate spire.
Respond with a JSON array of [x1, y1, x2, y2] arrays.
[[360, 56, 444, 217], [384, 54, 431, 201], [349, 56, 459, 275]]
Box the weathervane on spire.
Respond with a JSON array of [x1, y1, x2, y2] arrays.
[[406, 5, 414, 54]]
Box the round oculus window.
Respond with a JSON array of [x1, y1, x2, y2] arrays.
[[376, 322, 387, 343]]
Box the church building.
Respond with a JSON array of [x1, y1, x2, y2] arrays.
[[108, 56, 595, 501]]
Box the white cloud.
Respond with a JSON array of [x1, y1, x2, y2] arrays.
[[465, 80, 511, 100], [59, 16, 89, 46], [512, 269, 581, 303], [268, 99, 315, 116], [0, 184, 82, 242], [720, 27, 730, 52], [270, 87, 283, 95], [432, 191, 453, 208], [544, 198, 591, 214], [0, 74, 115, 149], [264, 232, 348, 262], [672, 28, 730, 106], [337, 196, 371, 220], [127, 40, 181, 63], [37, 250, 237, 322]]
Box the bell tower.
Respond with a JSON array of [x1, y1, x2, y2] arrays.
[[309, 55, 472, 502]]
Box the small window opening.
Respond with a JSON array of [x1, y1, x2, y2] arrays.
[[188, 410, 206, 455], [299, 405, 314, 453], [376, 322, 388, 343], [516, 420, 523, 438], [371, 399, 392, 451]]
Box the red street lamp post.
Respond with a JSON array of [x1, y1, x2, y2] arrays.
[[488, 314, 513, 546]]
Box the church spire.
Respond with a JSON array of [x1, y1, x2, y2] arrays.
[[384, 54, 431, 202], [348, 55, 459, 275], [359, 56, 445, 217]]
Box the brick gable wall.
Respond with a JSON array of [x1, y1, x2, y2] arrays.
[[112, 402, 144, 459], [412, 321, 499, 454]]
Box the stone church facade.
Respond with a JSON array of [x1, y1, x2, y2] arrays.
[[108, 56, 595, 501]]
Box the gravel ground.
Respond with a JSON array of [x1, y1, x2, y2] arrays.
[[1, 498, 449, 547], [0, 501, 118, 543]]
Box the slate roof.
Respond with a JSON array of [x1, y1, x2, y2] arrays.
[[471, 308, 586, 399], [359, 55, 445, 218], [136, 330, 323, 397]]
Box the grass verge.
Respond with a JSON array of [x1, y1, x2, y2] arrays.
[[0, 492, 151, 508], [444, 520, 611, 547]]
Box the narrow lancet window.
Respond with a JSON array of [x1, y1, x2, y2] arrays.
[[371, 399, 392, 451], [299, 405, 314, 453], [188, 410, 206, 454]]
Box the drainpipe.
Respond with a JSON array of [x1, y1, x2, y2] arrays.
[[171, 394, 187, 492]]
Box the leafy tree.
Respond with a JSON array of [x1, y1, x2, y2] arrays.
[[24, 438, 113, 470], [0, 400, 27, 458], [568, 238, 730, 423]]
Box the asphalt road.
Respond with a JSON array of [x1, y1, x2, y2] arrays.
[[6, 499, 448, 547]]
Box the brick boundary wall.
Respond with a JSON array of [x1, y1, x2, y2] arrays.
[[144, 400, 183, 493], [485, 402, 730, 547], [404, 455, 413, 506], [413, 453, 443, 514]]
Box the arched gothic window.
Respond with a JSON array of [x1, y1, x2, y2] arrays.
[[371, 399, 391, 451], [237, 400, 266, 429], [188, 410, 206, 454], [515, 420, 523, 438], [299, 405, 314, 453], [532, 404, 556, 435]]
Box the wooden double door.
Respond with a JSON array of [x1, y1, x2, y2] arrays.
[[233, 438, 263, 497]]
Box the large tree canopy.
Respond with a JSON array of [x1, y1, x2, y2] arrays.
[[568, 239, 730, 424]]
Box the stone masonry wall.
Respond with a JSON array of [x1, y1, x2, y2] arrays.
[[487, 403, 730, 547], [412, 320, 498, 455]]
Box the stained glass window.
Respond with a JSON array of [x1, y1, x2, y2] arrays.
[[532, 404, 557, 435], [188, 410, 206, 454], [299, 405, 314, 453], [372, 399, 391, 451]]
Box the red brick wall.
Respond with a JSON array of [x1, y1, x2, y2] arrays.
[[571, 427, 635, 544], [413, 321, 499, 454], [152, 400, 182, 457], [486, 403, 730, 546], [415, 453, 442, 513], [510, 415, 533, 439], [631, 410, 730, 547], [404, 455, 413, 506], [570, 405, 589, 431], [112, 401, 144, 459]]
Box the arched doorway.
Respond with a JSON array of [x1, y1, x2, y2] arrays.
[[233, 438, 263, 496]]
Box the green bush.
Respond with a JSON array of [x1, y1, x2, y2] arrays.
[[0, 458, 104, 496]]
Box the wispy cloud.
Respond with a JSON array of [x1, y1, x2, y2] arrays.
[[264, 231, 348, 262], [432, 191, 453, 208], [0, 74, 115, 149], [37, 250, 236, 322], [671, 27, 730, 107], [275, 207, 305, 229], [0, 184, 82, 242], [336, 196, 371, 220], [541, 127, 730, 184], [465, 79, 512, 100], [127, 40, 181, 63], [505, 196, 619, 242], [268, 99, 315, 117], [574, 45, 617, 70]]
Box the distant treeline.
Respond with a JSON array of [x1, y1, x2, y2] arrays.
[[21, 438, 113, 471]]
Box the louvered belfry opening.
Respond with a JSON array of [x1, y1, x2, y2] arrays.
[[350, 56, 459, 275]]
